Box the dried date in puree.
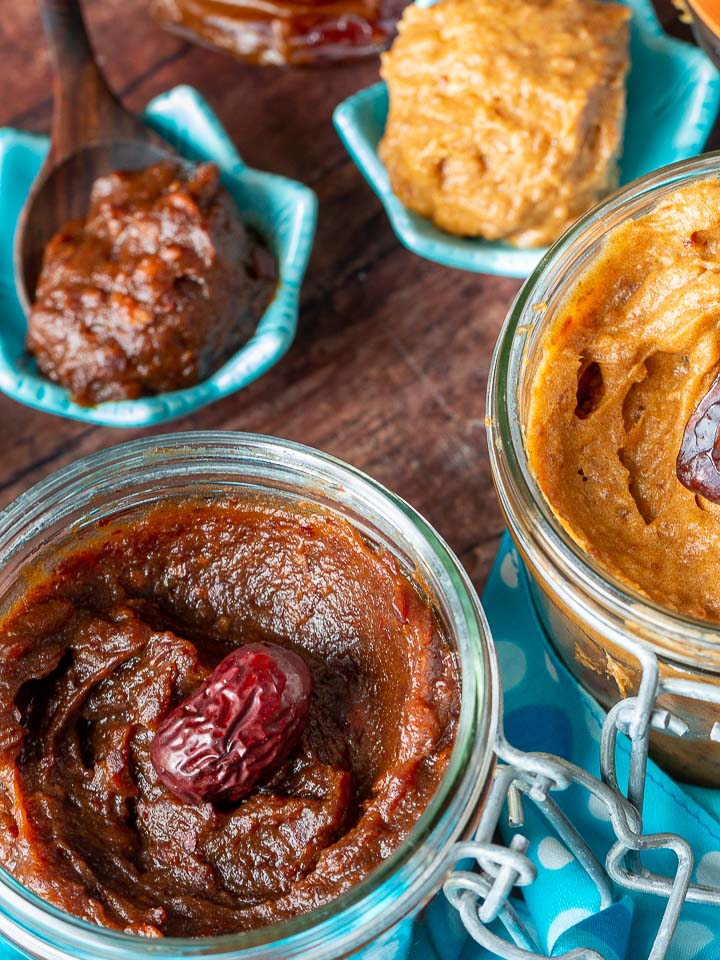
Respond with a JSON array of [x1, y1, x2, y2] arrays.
[[0, 498, 458, 937], [527, 178, 720, 620]]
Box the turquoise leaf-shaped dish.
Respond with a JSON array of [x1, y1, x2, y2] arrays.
[[334, 0, 720, 278], [0, 85, 317, 427]]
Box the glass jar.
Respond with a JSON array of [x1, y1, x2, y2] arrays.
[[0, 432, 497, 960], [487, 152, 720, 788], [150, 0, 407, 66]]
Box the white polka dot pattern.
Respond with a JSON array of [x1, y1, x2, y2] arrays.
[[537, 837, 573, 871], [544, 651, 559, 682], [500, 550, 519, 589], [588, 793, 613, 822], [666, 920, 715, 960], [547, 907, 593, 951], [696, 851, 720, 887], [495, 640, 527, 692]]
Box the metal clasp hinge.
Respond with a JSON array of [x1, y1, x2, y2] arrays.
[[443, 632, 720, 960]]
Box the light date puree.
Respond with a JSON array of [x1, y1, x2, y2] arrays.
[[527, 179, 720, 620], [0, 498, 458, 936]]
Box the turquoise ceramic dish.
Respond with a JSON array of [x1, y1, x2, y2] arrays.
[[334, 0, 720, 279], [0, 85, 317, 427]]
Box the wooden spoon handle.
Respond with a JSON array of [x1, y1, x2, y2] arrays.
[[38, 0, 139, 157]]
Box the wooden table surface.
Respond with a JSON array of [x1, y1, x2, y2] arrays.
[[0, 0, 704, 594]]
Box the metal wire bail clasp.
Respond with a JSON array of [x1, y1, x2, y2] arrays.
[[441, 629, 720, 960], [600, 632, 720, 914], [442, 734, 629, 960]]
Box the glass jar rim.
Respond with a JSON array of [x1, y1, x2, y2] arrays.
[[487, 150, 720, 668], [0, 431, 498, 960]]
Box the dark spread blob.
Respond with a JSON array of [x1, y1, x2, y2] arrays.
[[0, 498, 458, 937]]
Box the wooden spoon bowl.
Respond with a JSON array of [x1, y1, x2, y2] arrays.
[[14, 0, 178, 316]]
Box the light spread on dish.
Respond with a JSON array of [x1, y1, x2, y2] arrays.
[[379, 0, 630, 247]]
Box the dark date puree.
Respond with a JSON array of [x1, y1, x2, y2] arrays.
[[27, 161, 275, 405], [0, 498, 458, 937]]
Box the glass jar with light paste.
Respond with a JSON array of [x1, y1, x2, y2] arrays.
[[488, 153, 720, 787]]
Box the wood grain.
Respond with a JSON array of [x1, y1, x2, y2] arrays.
[[0, 0, 707, 598]]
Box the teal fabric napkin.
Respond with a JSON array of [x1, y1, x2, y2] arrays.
[[419, 533, 720, 960]]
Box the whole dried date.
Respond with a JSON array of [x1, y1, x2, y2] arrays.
[[150, 643, 312, 804], [677, 370, 720, 503]]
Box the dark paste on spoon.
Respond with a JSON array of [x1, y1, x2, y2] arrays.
[[26, 161, 275, 405], [0, 497, 458, 936]]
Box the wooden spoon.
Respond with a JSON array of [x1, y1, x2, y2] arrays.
[[14, 0, 178, 317]]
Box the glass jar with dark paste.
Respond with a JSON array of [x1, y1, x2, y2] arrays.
[[0, 432, 497, 960]]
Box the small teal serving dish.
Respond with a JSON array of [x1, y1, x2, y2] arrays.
[[0, 85, 317, 427], [334, 0, 720, 279]]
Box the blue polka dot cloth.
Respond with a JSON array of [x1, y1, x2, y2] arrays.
[[412, 533, 720, 960]]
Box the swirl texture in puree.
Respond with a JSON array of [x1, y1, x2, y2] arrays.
[[527, 179, 720, 620], [0, 498, 458, 936]]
